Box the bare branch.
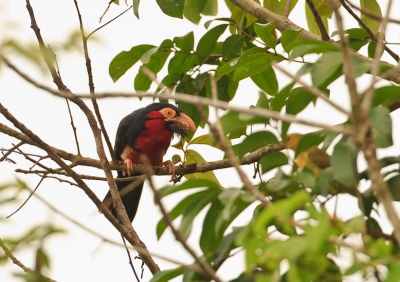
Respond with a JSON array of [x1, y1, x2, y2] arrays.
[[73, 0, 115, 161], [65, 98, 81, 156], [7, 175, 46, 218], [88, 5, 132, 39]]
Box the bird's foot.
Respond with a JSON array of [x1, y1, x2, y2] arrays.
[[161, 160, 176, 181], [123, 159, 133, 176]]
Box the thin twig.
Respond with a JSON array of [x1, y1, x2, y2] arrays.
[[0, 141, 24, 162], [73, 0, 115, 161], [121, 234, 140, 282], [339, 0, 399, 62], [305, 0, 330, 41], [65, 98, 81, 156], [283, 0, 292, 17], [0, 238, 57, 282], [7, 175, 46, 218], [362, 0, 394, 111], [344, 0, 400, 25], [88, 5, 132, 39], [99, 0, 115, 23], [141, 156, 222, 282]]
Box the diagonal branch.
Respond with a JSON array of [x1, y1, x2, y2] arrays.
[[305, 0, 330, 41], [73, 0, 115, 161], [339, 0, 399, 62]]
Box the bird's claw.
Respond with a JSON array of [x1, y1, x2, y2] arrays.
[[123, 159, 133, 176], [161, 160, 176, 181]]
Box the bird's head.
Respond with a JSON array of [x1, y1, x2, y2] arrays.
[[146, 103, 196, 138], [286, 133, 303, 151]]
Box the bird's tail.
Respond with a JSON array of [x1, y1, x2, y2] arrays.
[[101, 174, 144, 222]]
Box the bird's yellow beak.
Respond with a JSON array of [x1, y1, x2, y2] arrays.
[[169, 113, 196, 132]]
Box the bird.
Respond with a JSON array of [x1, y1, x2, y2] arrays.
[[102, 102, 196, 222], [286, 133, 330, 177], [286, 133, 354, 195]]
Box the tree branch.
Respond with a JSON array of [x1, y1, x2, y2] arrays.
[[305, 0, 330, 41], [73, 0, 115, 161]]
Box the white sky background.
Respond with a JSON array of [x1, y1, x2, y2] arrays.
[[1, 0, 400, 281]]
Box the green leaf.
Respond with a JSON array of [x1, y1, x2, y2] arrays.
[[373, 86, 400, 107], [202, 0, 218, 16], [232, 131, 278, 159], [270, 82, 294, 112], [233, 54, 283, 82], [253, 190, 310, 235], [254, 22, 277, 49], [185, 149, 222, 186], [156, 0, 184, 19], [159, 178, 220, 198], [201, 191, 252, 256], [168, 53, 199, 82], [290, 39, 339, 59], [369, 106, 393, 148], [179, 190, 219, 238], [213, 228, 242, 266], [216, 47, 265, 80], [134, 45, 172, 91], [259, 152, 288, 174], [156, 190, 212, 238], [109, 45, 155, 82], [251, 67, 279, 96], [311, 51, 342, 88], [150, 267, 184, 282], [220, 111, 268, 136], [174, 31, 194, 51], [286, 87, 316, 115], [222, 34, 245, 61], [281, 29, 302, 53], [200, 199, 224, 255], [264, 0, 299, 15], [184, 0, 205, 23], [360, 0, 382, 34], [133, 0, 140, 18], [189, 133, 232, 150], [331, 141, 357, 187], [196, 24, 228, 62], [314, 168, 332, 196], [204, 17, 237, 29]]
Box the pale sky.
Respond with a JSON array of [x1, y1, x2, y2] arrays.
[[1, 0, 400, 281]]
